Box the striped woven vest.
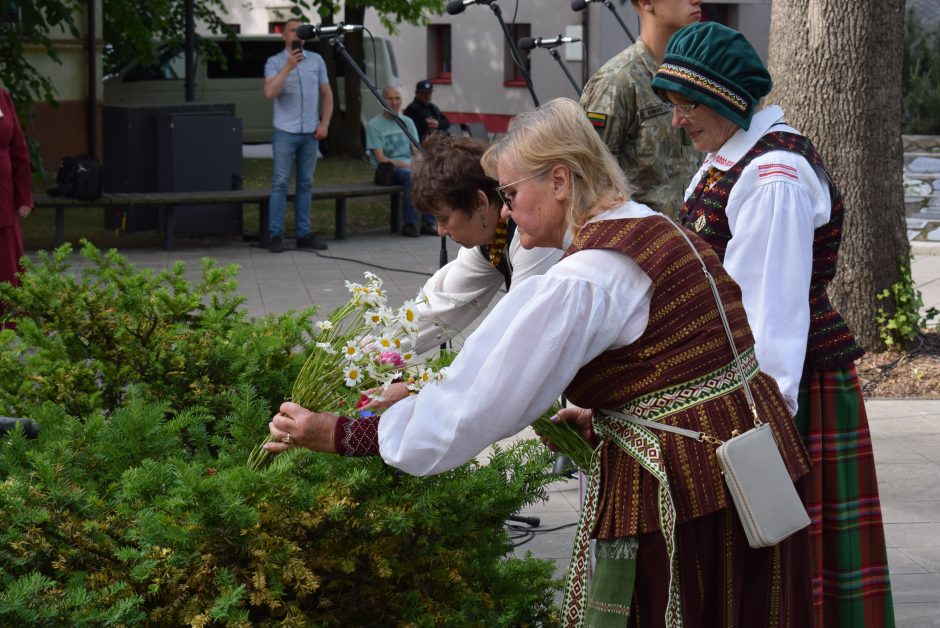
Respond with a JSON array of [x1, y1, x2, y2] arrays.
[[678, 131, 864, 373], [562, 216, 810, 535], [563, 216, 755, 410]]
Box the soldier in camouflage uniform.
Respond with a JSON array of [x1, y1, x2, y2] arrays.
[[580, 0, 703, 218]]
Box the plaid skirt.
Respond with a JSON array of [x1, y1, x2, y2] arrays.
[[794, 365, 895, 628]]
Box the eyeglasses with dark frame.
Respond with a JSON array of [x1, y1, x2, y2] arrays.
[[495, 171, 548, 210]]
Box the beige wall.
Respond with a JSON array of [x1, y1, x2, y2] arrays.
[[22, 0, 102, 172]]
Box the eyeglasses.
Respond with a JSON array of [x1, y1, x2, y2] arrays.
[[664, 101, 700, 119], [495, 171, 547, 210]]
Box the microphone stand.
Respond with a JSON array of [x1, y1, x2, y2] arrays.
[[602, 0, 636, 44], [327, 35, 422, 154], [546, 47, 582, 97], [488, 3, 540, 107], [326, 34, 450, 269]]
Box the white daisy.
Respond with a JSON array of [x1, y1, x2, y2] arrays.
[[342, 341, 360, 361], [316, 320, 334, 331], [343, 365, 362, 387]]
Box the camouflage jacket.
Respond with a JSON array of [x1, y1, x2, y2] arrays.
[[580, 41, 702, 217]]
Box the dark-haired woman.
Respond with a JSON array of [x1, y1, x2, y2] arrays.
[[403, 133, 562, 354]]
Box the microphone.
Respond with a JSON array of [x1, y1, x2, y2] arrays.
[[571, 0, 601, 11], [295, 23, 364, 40], [446, 0, 494, 15], [518, 35, 581, 50]]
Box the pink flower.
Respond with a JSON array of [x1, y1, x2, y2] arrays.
[[378, 351, 405, 368]]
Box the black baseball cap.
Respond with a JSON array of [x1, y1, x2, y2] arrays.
[[415, 80, 433, 93]]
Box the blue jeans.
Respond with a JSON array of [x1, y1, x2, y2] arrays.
[[269, 128, 319, 239], [392, 168, 435, 227]]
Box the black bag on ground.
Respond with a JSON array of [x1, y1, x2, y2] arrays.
[[47, 154, 103, 201], [373, 161, 396, 186]]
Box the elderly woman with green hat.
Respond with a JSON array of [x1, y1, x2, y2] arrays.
[[652, 22, 894, 628]]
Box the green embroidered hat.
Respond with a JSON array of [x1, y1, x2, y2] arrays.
[[651, 22, 772, 130]]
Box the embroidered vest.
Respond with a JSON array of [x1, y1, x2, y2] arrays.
[[679, 131, 864, 373], [563, 216, 809, 536], [478, 219, 517, 290]]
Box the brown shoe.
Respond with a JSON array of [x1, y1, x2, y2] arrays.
[[401, 223, 419, 238]]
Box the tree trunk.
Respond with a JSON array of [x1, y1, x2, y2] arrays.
[[324, 4, 366, 158], [767, 0, 907, 350]]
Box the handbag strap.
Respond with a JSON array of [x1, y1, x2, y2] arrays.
[[599, 218, 762, 443], [601, 408, 708, 442], [666, 219, 761, 426]]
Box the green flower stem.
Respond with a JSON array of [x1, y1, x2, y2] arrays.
[[531, 416, 594, 472]]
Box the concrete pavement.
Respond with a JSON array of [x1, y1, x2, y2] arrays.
[[58, 232, 940, 626]]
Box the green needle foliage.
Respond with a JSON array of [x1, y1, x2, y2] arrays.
[[0, 244, 561, 625]]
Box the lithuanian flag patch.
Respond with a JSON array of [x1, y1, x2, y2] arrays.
[[587, 111, 607, 129]]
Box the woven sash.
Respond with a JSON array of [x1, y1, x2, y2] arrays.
[[562, 347, 759, 628]]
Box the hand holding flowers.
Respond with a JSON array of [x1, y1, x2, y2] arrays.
[[248, 272, 445, 469]]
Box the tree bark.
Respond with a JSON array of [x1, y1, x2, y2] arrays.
[[767, 0, 907, 350]]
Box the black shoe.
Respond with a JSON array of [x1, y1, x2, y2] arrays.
[[296, 234, 328, 251], [269, 236, 284, 253], [420, 222, 438, 236], [401, 223, 419, 238]]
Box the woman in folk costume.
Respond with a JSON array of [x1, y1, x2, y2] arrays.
[[652, 22, 894, 627], [266, 97, 813, 627], [0, 88, 33, 324], [392, 132, 562, 355]]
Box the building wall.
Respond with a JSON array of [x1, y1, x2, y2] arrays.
[[222, 0, 773, 134], [22, 1, 102, 175], [362, 1, 588, 133]]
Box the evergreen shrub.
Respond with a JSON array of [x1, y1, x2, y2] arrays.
[[0, 245, 561, 625], [0, 242, 315, 419]]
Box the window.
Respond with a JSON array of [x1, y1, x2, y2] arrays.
[[428, 24, 452, 83], [700, 3, 731, 25], [504, 23, 531, 85], [124, 47, 188, 82], [207, 41, 283, 79]]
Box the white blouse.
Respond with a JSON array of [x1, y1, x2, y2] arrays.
[[410, 231, 562, 354], [379, 202, 656, 476], [683, 105, 833, 415]]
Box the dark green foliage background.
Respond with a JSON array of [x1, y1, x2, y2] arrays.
[[0, 244, 560, 625], [903, 10, 940, 135]]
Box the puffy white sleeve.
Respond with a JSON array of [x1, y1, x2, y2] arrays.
[[378, 249, 652, 476], [723, 152, 832, 415], [506, 232, 564, 288], [410, 236, 562, 355]]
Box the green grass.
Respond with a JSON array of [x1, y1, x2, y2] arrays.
[[24, 156, 389, 251]]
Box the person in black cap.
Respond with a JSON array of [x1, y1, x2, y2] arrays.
[[404, 80, 451, 142]]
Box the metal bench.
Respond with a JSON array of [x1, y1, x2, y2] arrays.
[[32, 183, 404, 251]]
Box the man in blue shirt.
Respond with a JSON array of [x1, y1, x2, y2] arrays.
[[264, 18, 333, 252], [366, 85, 436, 237]]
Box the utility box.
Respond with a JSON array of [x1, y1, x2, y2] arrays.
[[155, 112, 243, 235], [102, 103, 241, 234]]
